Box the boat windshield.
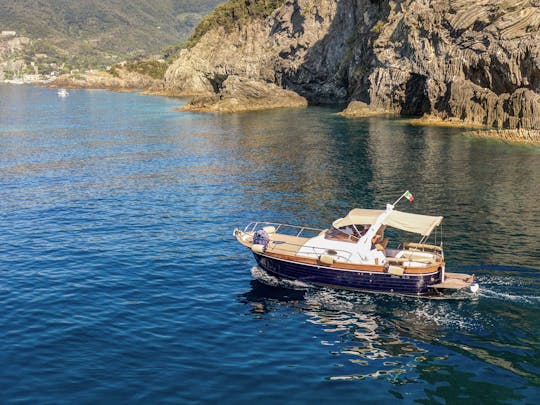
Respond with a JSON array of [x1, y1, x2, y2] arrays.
[[326, 224, 371, 242]]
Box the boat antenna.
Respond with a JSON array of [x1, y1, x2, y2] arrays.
[[392, 190, 414, 207]]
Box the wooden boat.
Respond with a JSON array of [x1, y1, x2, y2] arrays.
[[234, 192, 479, 297]]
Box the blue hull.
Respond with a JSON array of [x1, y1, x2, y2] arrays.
[[253, 253, 442, 296]]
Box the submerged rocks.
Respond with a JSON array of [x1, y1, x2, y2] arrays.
[[338, 101, 393, 118], [467, 129, 540, 144]]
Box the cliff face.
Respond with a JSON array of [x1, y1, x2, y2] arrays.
[[165, 0, 540, 131]]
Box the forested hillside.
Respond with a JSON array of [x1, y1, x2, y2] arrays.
[[0, 0, 224, 69]]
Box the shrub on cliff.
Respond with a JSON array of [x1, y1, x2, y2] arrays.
[[110, 59, 169, 80], [187, 0, 286, 48]]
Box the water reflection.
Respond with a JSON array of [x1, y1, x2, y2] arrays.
[[239, 269, 539, 395], [219, 110, 539, 269], [240, 278, 434, 384]]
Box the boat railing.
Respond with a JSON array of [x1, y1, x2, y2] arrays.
[[242, 222, 354, 262], [242, 221, 325, 238], [264, 238, 354, 263]]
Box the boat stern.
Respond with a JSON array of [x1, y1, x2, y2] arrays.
[[429, 272, 479, 295]]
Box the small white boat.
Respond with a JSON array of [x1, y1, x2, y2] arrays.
[[57, 89, 69, 97], [234, 192, 479, 297]]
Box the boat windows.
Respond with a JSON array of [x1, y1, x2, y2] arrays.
[[325, 224, 371, 242]]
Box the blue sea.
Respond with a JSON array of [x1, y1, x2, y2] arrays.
[[1, 85, 539, 404]]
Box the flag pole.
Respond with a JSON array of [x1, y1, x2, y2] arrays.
[[392, 194, 404, 207], [392, 190, 414, 207]]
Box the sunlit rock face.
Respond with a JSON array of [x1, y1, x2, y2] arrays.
[[165, 0, 540, 129]]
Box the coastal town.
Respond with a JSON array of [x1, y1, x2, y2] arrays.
[[0, 29, 89, 84]]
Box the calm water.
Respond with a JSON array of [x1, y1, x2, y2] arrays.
[[1, 85, 539, 404]]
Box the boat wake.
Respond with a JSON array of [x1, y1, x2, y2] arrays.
[[250, 265, 540, 305], [250, 266, 313, 290], [478, 287, 540, 305], [248, 269, 486, 332], [475, 273, 540, 305]]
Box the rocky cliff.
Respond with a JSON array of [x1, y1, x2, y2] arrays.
[[164, 0, 540, 135]]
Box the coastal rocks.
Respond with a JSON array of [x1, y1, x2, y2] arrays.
[[165, 0, 540, 135], [338, 101, 393, 118], [467, 129, 540, 144], [180, 75, 307, 112], [164, 0, 340, 110], [353, 0, 540, 132], [51, 68, 162, 91]]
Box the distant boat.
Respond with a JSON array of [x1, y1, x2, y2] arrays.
[[57, 89, 69, 97], [234, 192, 479, 297]]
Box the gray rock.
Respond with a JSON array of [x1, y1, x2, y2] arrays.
[[165, 0, 540, 130], [180, 75, 307, 112]]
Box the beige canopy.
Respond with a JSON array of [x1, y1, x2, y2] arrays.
[[332, 208, 443, 236]]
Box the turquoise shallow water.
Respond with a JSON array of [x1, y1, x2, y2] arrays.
[[1, 85, 539, 403]]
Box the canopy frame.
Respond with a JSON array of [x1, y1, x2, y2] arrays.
[[332, 208, 443, 237]]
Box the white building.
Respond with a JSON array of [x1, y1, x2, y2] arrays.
[[23, 74, 42, 82], [1, 31, 17, 37]]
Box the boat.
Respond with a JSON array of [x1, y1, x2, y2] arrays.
[[234, 192, 479, 297], [57, 88, 69, 97]]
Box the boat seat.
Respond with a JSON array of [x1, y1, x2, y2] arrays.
[[262, 225, 276, 234], [266, 233, 310, 255]]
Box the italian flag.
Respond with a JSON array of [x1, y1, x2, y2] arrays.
[[404, 190, 414, 202]]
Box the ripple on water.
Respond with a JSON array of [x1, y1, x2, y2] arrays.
[[1, 86, 539, 403]]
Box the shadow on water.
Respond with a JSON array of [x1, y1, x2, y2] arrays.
[[238, 266, 540, 401]]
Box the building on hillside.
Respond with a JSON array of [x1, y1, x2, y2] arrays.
[[1, 31, 17, 37], [23, 74, 42, 82]]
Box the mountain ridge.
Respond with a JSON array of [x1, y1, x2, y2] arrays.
[[0, 0, 224, 69]]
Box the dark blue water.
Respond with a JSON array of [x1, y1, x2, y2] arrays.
[[1, 85, 539, 404]]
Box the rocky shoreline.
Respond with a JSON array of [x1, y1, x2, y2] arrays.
[[466, 129, 540, 145], [159, 0, 540, 143], [49, 69, 163, 92], [48, 71, 539, 144], [43, 0, 540, 145], [179, 75, 307, 113], [338, 101, 394, 118]]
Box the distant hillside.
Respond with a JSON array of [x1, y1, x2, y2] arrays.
[[0, 0, 224, 69]]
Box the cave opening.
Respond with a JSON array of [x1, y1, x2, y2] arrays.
[[401, 73, 431, 116]]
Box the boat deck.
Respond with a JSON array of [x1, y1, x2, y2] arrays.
[[430, 272, 475, 290], [266, 233, 309, 254]]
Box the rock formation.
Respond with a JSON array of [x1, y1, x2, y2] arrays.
[[164, 0, 540, 137], [51, 67, 163, 91], [180, 75, 307, 112]]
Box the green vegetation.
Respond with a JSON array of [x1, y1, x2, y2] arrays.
[[371, 20, 386, 35], [187, 0, 286, 48], [111, 59, 170, 80], [69, 74, 86, 81], [0, 0, 224, 69]]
